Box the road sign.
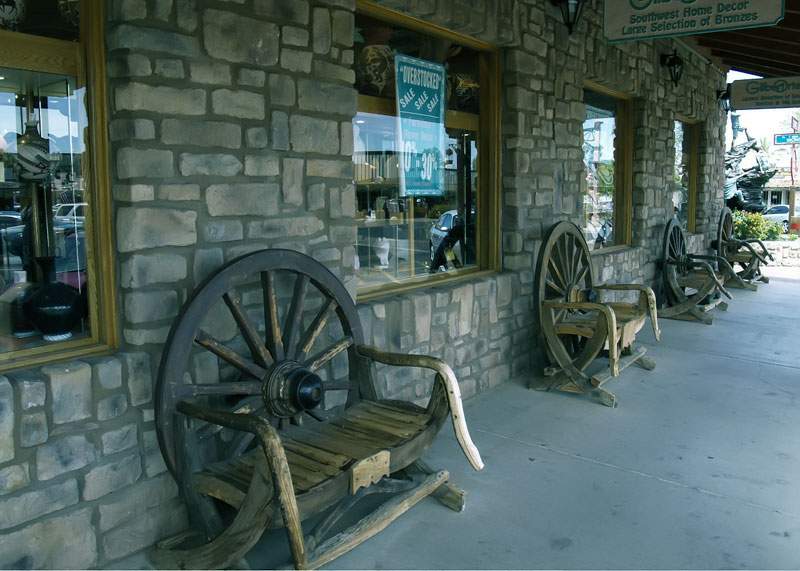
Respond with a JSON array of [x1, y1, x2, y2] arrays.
[[605, 0, 785, 43], [774, 133, 800, 145]]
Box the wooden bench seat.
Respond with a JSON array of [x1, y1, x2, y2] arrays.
[[555, 302, 646, 346], [194, 400, 431, 503]]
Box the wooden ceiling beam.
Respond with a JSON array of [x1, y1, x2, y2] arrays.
[[707, 48, 800, 73], [697, 36, 799, 61]]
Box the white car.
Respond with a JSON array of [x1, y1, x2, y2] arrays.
[[762, 204, 790, 233], [54, 202, 87, 223]]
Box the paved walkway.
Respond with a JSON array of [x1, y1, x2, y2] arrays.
[[312, 266, 800, 569]]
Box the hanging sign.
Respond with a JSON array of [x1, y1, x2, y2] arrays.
[[394, 54, 446, 197], [605, 0, 785, 42], [730, 76, 800, 110], [774, 133, 800, 145]]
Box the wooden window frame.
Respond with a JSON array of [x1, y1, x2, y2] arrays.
[[583, 81, 633, 252], [675, 115, 701, 234], [354, 0, 501, 302], [0, 0, 117, 371]]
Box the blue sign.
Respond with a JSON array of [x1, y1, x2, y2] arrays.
[[394, 54, 446, 197], [774, 133, 800, 145]]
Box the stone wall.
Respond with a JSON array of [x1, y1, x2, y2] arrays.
[[0, 0, 727, 567], [764, 240, 800, 266]]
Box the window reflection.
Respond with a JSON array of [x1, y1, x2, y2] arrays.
[[0, 68, 91, 351], [673, 121, 690, 229], [582, 90, 617, 250]]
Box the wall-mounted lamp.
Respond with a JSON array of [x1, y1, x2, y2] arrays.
[[716, 85, 732, 112], [550, 0, 586, 34], [660, 50, 684, 87]]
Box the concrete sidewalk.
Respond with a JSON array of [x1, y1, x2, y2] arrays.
[[313, 266, 800, 569]]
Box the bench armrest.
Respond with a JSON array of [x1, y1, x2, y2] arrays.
[[356, 345, 484, 471], [592, 284, 661, 341]]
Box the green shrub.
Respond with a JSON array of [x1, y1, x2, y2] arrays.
[[732, 210, 783, 240]]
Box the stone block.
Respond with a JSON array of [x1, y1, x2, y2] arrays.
[[97, 394, 128, 422], [0, 508, 96, 569], [43, 361, 92, 425], [20, 413, 47, 447], [124, 327, 171, 346], [203, 219, 244, 243], [0, 377, 13, 463], [113, 184, 154, 202], [98, 473, 179, 532], [83, 453, 142, 501], [0, 464, 28, 496], [413, 295, 432, 343], [254, 0, 309, 24], [281, 49, 313, 73], [121, 253, 188, 288], [159, 183, 201, 201], [193, 248, 223, 285], [282, 25, 309, 47], [108, 24, 199, 57], [283, 158, 304, 206], [245, 155, 280, 177], [332, 10, 353, 47], [189, 61, 232, 85], [162, 119, 241, 148], [36, 435, 96, 480], [93, 357, 123, 390], [180, 153, 243, 176], [176, 0, 197, 32], [117, 207, 197, 252], [307, 183, 326, 210], [307, 159, 351, 178], [108, 53, 151, 78], [272, 111, 289, 150], [206, 183, 279, 217], [247, 216, 324, 240], [203, 10, 279, 65], [246, 127, 269, 149], [117, 148, 174, 179], [121, 352, 152, 407], [18, 378, 45, 410], [297, 79, 356, 115], [290, 115, 339, 154], [313, 8, 331, 54], [0, 479, 78, 530], [102, 500, 187, 561], [115, 83, 206, 115], [153, 0, 173, 20], [212, 89, 265, 119], [143, 430, 167, 477], [239, 68, 266, 87], [112, 0, 146, 20], [268, 74, 296, 106], [101, 425, 137, 456], [154, 58, 184, 79], [110, 118, 155, 141], [313, 60, 355, 84]]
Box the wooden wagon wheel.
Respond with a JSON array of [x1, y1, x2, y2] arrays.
[[154, 250, 364, 549], [535, 222, 607, 387], [715, 207, 736, 261], [662, 219, 708, 306], [715, 206, 766, 282]]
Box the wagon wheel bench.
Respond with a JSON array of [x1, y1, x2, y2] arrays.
[[152, 249, 484, 570], [711, 207, 773, 290], [530, 222, 661, 408], [657, 218, 735, 325]]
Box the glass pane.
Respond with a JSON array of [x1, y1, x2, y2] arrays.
[[353, 112, 478, 290], [0, 67, 92, 352], [0, 1, 80, 41], [582, 90, 617, 250], [673, 121, 691, 229]]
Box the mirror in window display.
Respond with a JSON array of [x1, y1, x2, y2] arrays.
[[673, 121, 691, 229], [353, 115, 478, 290], [0, 0, 80, 40], [0, 67, 91, 351], [582, 90, 618, 250]]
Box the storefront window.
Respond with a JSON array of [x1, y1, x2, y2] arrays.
[[673, 120, 698, 231], [0, 1, 115, 368], [582, 90, 619, 250], [352, 11, 496, 296]]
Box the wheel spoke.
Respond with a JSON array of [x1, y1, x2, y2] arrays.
[[283, 274, 310, 359], [223, 292, 271, 368], [548, 256, 567, 289], [306, 409, 325, 422], [261, 271, 285, 361], [174, 380, 262, 399], [546, 278, 565, 296], [230, 432, 256, 457], [196, 397, 263, 440], [296, 297, 336, 361], [305, 337, 353, 371], [195, 330, 267, 380], [575, 264, 588, 286], [323, 380, 350, 391]]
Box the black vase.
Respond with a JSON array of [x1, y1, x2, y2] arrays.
[[24, 282, 82, 342]]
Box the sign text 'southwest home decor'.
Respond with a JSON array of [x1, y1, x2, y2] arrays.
[[731, 76, 800, 110], [605, 0, 784, 42], [394, 54, 446, 197]]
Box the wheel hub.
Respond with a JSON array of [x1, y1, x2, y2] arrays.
[[262, 361, 323, 418]]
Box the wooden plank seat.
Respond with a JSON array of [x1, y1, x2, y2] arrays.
[[712, 207, 773, 290], [531, 222, 661, 408], [150, 249, 484, 570], [657, 219, 733, 325]]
